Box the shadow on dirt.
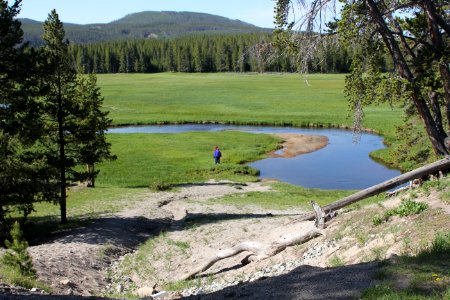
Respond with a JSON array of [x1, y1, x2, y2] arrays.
[[26, 209, 296, 248], [180, 262, 380, 300]]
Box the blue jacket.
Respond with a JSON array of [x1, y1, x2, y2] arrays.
[[214, 149, 221, 158]]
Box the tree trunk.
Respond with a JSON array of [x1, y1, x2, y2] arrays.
[[86, 164, 95, 188], [366, 0, 448, 155], [58, 80, 67, 224], [422, 0, 450, 132], [297, 157, 450, 222], [180, 221, 322, 281]]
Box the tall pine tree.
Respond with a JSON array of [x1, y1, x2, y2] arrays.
[[41, 10, 116, 223], [0, 0, 56, 237], [41, 10, 80, 224]]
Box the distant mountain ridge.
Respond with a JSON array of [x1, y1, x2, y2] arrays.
[[20, 11, 271, 45]]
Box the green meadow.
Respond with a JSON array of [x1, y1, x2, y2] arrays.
[[32, 73, 406, 219], [98, 73, 402, 137]]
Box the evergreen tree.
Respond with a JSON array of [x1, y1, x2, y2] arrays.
[[0, 0, 56, 237], [73, 74, 116, 187], [2, 221, 35, 277], [41, 11, 116, 222], [274, 0, 450, 157], [41, 10, 79, 224]]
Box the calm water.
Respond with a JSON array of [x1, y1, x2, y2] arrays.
[[108, 124, 401, 190]]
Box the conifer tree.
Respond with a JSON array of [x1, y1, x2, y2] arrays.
[[2, 221, 35, 276], [41, 10, 116, 223], [0, 0, 56, 237], [73, 74, 116, 187], [40, 9, 79, 224]]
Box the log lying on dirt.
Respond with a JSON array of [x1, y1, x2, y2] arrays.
[[298, 158, 450, 222], [180, 159, 450, 281], [180, 221, 323, 281]]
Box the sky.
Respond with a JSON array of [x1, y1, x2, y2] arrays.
[[17, 0, 278, 28]]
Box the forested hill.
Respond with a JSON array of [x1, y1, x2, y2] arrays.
[[20, 11, 271, 45]]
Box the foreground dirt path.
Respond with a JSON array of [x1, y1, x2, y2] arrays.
[[26, 181, 274, 296]]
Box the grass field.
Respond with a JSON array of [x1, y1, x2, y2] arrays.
[[98, 73, 403, 138], [97, 131, 281, 187], [27, 73, 408, 219]]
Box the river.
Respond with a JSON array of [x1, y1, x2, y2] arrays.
[[108, 124, 401, 190]]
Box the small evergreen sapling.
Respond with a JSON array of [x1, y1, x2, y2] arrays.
[[2, 221, 35, 276]]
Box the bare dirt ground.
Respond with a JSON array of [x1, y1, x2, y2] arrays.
[[19, 180, 450, 299], [25, 181, 273, 297], [1, 134, 449, 299]]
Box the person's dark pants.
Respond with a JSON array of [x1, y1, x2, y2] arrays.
[[215, 157, 220, 164]]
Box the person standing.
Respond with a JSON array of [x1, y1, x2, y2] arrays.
[[213, 146, 222, 164]]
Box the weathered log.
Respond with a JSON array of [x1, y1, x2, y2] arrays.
[[311, 200, 336, 229], [180, 159, 450, 281], [312, 200, 326, 229], [179, 221, 322, 281], [298, 158, 450, 222]]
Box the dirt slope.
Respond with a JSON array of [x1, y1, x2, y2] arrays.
[[12, 178, 448, 299]]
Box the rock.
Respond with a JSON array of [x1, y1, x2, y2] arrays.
[[66, 288, 74, 295], [136, 286, 154, 297], [30, 288, 38, 292], [116, 284, 124, 293], [59, 279, 73, 286]]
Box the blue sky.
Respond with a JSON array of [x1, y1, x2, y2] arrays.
[[17, 0, 277, 28]]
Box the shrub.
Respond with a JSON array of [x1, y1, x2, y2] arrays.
[[394, 199, 428, 217]]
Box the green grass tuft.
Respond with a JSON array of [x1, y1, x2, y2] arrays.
[[373, 200, 428, 226]]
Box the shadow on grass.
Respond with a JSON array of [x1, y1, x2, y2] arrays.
[[172, 182, 249, 188], [0, 295, 113, 300]]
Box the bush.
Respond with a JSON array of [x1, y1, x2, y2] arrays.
[[394, 199, 428, 217]]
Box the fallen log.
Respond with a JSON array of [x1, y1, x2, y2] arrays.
[[179, 221, 323, 281], [298, 158, 450, 222], [386, 178, 422, 197], [180, 159, 450, 281]]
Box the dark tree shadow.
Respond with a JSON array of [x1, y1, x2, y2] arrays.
[[179, 262, 381, 300], [25, 210, 296, 249]]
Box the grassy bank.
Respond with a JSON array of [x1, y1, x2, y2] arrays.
[[98, 73, 402, 137], [97, 131, 281, 187], [29, 131, 281, 219]]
